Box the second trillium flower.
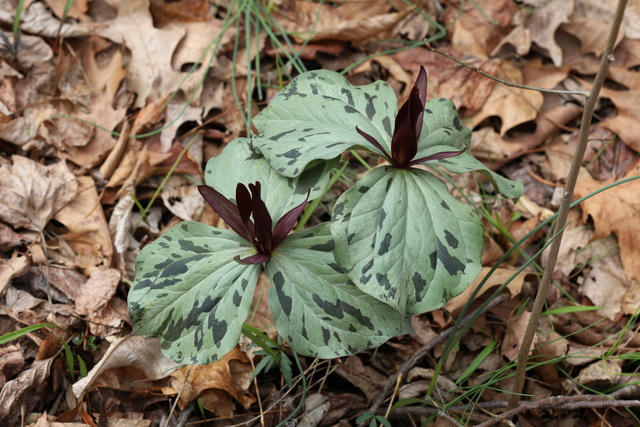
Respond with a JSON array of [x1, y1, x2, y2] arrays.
[[357, 66, 465, 169], [198, 181, 309, 264]]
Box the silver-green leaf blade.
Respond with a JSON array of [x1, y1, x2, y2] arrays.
[[252, 70, 398, 177], [414, 98, 471, 160], [424, 151, 524, 202], [204, 138, 334, 220], [265, 224, 411, 358], [331, 167, 484, 316], [129, 221, 261, 364]]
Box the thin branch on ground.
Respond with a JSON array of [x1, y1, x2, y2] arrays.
[[507, 0, 629, 413], [424, 43, 589, 97], [362, 294, 508, 423]]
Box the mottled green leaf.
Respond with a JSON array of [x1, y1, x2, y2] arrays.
[[265, 223, 412, 358], [331, 167, 484, 316], [414, 98, 470, 160], [423, 150, 524, 202], [204, 138, 335, 219], [252, 70, 398, 177], [128, 221, 261, 364]]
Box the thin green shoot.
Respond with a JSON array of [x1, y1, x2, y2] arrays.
[[516, 297, 530, 316], [60, 338, 75, 382], [541, 305, 604, 316], [579, 134, 618, 181], [197, 398, 206, 420], [132, 133, 199, 233], [130, 193, 149, 228], [77, 354, 88, 378], [241, 323, 281, 366], [350, 151, 373, 171], [13, 0, 25, 42], [456, 340, 498, 385], [0, 323, 62, 344], [275, 352, 306, 427], [296, 159, 349, 231]]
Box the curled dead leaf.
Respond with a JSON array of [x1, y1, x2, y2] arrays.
[[0, 156, 77, 232]]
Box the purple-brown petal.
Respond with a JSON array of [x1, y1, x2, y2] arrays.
[[356, 126, 392, 161], [413, 66, 428, 140], [406, 147, 467, 168], [236, 253, 271, 264], [391, 66, 429, 169], [391, 103, 418, 168], [198, 185, 250, 241], [248, 182, 273, 253], [272, 189, 310, 248], [236, 183, 256, 241]]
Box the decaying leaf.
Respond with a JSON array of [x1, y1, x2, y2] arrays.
[[72, 335, 180, 397], [0, 252, 29, 295], [575, 165, 640, 284], [52, 176, 113, 274], [163, 347, 254, 416], [444, 267, 529, 314], [75, 269, 125, 336], [0, 156, 77, 232]]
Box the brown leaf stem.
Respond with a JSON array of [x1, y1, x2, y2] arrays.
[[506, 0, 629, 413]]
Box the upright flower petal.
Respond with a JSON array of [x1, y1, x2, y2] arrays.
[[391, 66, 428, 169], [272, 189, 310, 248], [198, 185, 250, 241], [248, 182, 273, 254]]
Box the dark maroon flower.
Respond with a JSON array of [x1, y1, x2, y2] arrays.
[[357, 66, 465, 169], [198, 182, 309, 264]]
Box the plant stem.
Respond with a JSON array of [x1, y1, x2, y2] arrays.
[[506, 0, 628, 413]]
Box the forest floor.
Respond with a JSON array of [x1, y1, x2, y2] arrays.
[[1, 0, 640, 426]]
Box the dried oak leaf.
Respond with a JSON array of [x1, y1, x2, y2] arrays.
[[163, 346, 255, 417], [574, 164, 640, 284], [0, 156, 77, 231]]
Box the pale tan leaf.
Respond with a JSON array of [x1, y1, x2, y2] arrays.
[[0, 252, 29, 295], [0, 156, 77, 231], [525, 0, 574, 67], [53, 176, 113, 274], [72, 335, 180, 397], [444, 267, 528, 313]]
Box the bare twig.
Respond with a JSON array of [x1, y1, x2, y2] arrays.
[[477, 396, 640, 427], [362, 294, 508, 423], [506, 0, 629, 413], [424, 44, 588, 97]]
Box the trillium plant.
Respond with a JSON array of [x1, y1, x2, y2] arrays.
[[129, 66, 523, 364]]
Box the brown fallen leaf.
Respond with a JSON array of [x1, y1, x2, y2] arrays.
[[574, 163, 640, 284], [72, 335, 180, 397], [0, 221, 31, 251], [0, 345, 24, 389], [393, 48, 498, 114], [276, 1, 412, 43], [525, 0, 574, 67], [467, 61, 544, 135], [445, 0, 521, 58], [52, 176, 113, 274], [75, 269, 125, 336], [95, 0, 230, 108], [561, 15, 625, 57], [0, 357, 57, 427], [163, 346, 254, 417], [502, 311, 538, 361], [0, 156, 77, 232], [598, 87, 640, 153], [444, 267, 529, 314]]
